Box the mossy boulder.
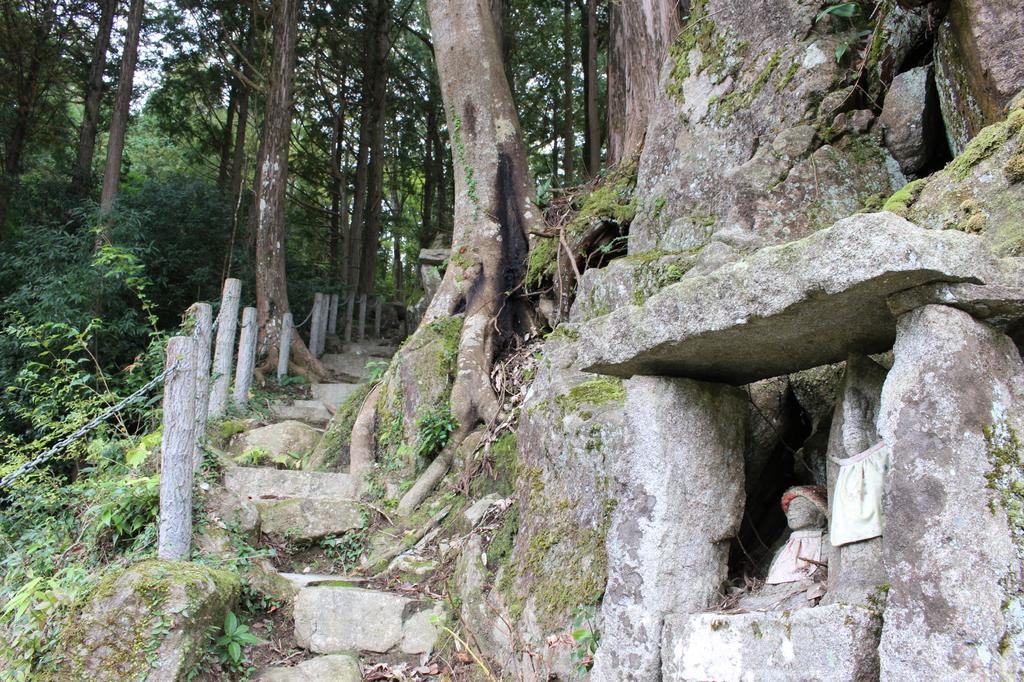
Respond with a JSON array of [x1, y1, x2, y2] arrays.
[[305, 382, 373, 471], [52, 559, 239, 681]]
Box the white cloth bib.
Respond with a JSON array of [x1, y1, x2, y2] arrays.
[[765, 529, 824, 585], [830, 441, 889, 547]]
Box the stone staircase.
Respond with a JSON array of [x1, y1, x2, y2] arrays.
[[218, 341, 443, 680]]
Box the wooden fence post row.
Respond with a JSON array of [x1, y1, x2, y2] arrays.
[[208, 278, 241, 418], [189, 303, 213, 471], [233, 307, 257, 407]]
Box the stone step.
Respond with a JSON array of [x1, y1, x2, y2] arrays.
[[255, 498, 363, 543], [294, 585, 443, 655], [311, 382, 361, 408], [271, 400, 331, 425], [224, 467, 356, 502], [279, 572, 362, 589], [232, 420, 320, 459], [254, 654, 361, 682]]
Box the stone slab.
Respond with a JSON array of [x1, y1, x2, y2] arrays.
[[232, 420, 320, 457], [661, 604, 881, 681], [418, 248, 450, 266], [294, 586, 443, 654], [311, 382, 361, 408], [255, 654, 361, 682], [224, 467, 355, 501], [271, 400, 331, 425], [576, 213, 997, 384], [279, 572, 361, 588], [256, 498, 363, 543], [887, 281, 1024, 328]]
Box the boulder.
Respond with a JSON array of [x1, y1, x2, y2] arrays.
[[879, 66, 941, 175], [231, 420, 320, 459], [888, 281, 1024, 329], [590, 377, 747, 682], [254, 654, 361, 682], [933, 0, 1024, 153], [224, 467, 356, 501], [294, 586, 443, 654], [822, 355, 889, 606], [55, 560, 239, 681], [661, 604, 881, 681], [203, 484, 260, 535], [575, 213, 998, 384], [255, 498, 363, 543], [877, 304, 1024, 678]]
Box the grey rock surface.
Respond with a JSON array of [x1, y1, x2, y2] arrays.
[[590, 377, 747, 682], [294, 586, 443, 654], [254, 654, 361, 682], [877, 304, 1024, 679], [224, 467, 356, 501], [879, 66, 939, 174], [255, 498, 363, 543], [270, 400, 332, 425], [661, 604, 881, 681], [576, 213, 998, 384], [231, 420, 321, 457], [823, 355, 889, 606], [888, 281, 1024, 328], [311, 382, 361, 408]]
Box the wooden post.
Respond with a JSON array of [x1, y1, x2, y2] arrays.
[[158, 335, 197, 561], [327, 293, 339, 336], [344, 291, 356, 344], [317, 296, 329, 356], [358, 293, 368, 341], [374, 297, 382, 338], [189, 302, 213, 471], [209, 278, 241, 418], [277, 312, 293, 381], [309, 292, 325, 359], [233, 306, 257, 407]]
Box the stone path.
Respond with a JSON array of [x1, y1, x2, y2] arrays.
[[221, 339, 443, 680]]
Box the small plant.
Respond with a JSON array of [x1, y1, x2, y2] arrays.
[[814, 2, 871, 62], [366, 359, 389, 384], [416, 404, 458, 461], [570, 604, 600, 677], [321, 528, 368, 570], [214, 611, 264, 672], [277, 373, 308, 387]]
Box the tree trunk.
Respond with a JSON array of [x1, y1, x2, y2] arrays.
[[228, 19, 253, 198], [606, 0, 678, 164], [329, 99, 344, 285], [582, 0, 600, 177], [393, 234, 403, 298], [357, 0, 389, 298], [420, 97, 436, 246], [217, 81, 237, 188], [253, 0, 320, 374], [98, 0, 144, 219], [561, 0, 574, 180], [73, 0, 117, 198]]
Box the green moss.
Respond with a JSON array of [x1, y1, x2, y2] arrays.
[[556, 378, 625, 414], [946, 110, 1024, 181], [984, 421, 1024, 544], [450, 109, 479, 215], [308, 382, 373, 470], [776, 61, 800, 91], [547, 324, 580, 342], [1004, 146, 1024, 184], [526, 237, 558, 288], [215, 419, 248, 445], [666, 0, 730, 103], [710, 48, 783, 125], [882, 178, 929, 218]]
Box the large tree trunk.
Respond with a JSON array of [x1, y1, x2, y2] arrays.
[[420, 95, 437, 246], [582, 0, 600, 177], [606, 0, 678, 165], [98, 0, 144, 218], [228, 19, 253, 198], [217, 80, 237, 188], [253, 0, 320, 374], [396, 0, 539, 505], [357, 0, 389, 298], [329, 98, 345, 286], [73, 0, 117, 198], [561, 0, 574, 180]]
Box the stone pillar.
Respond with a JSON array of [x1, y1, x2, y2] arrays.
[[158, 335, 197, 560], [232, 307, 257, 408], [344, 291, 356, 344], [189, 302, 213, 470], [208, 278, 241, 418], [357, 293, 368, 341], [277, 312, 292, 381], [823, 354, 889, 605], [591, 376, 747, 682], [317, 297, 329, 356], [327, 293, 339, 336], [877, 304, 1024, 680], [373, 298, 382, 339], [309, 293, 325, 359]]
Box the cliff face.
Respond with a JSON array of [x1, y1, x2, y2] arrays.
[[450, 1, 1024, 680]]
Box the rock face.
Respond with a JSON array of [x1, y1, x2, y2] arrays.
[[661, 604, 882, 681], [294, 586, 443, 654], [231, 420, 320, 458], [56, 560, 239, 681], [590, 376, 747, 682], [876, 304, 1024, 679], [879, 66, 941, 175], [576, 212, 998, 384], [823, 355, 889, 607], [933, 0, 1024, 153]]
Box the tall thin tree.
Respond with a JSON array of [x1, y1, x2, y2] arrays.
[[73, 0, 118, 198]]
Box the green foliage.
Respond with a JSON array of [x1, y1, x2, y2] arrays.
[[366, 359, 390, 384], [571, 604, 600, 677], [416, 404, 458, 461], [213, 611, 264, 672], [321, 528, 369, 570]]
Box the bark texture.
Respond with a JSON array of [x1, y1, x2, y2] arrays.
[[73, 0, 117, 197]]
